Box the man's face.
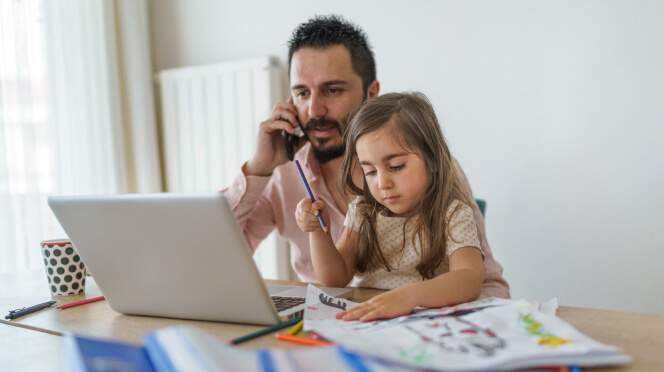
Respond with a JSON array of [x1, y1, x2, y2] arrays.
[[290, 45, 366, 163]]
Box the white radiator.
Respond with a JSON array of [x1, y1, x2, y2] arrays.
[[156, 56, 292, 280]]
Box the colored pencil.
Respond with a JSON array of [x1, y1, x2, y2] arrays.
[[231, 316, 303, 345], [56, 296, 105, 309], [275, 333, 332, 346], [287, 319, 304, 335], [294, 160, 329, 234], [311, 331, 329, 341]]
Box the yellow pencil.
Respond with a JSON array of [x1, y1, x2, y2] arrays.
[[286, 319, 304, 335]]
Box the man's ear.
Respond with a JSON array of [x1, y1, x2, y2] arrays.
[[366, 80, 380, 100]]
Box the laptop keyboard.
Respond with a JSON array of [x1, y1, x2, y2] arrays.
[[271, 296, 305, 312]]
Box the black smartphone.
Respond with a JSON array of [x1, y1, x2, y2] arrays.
[[283, 117, 304, 161]]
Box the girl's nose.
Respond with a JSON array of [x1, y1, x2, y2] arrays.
[[378, 172, 393, 189]]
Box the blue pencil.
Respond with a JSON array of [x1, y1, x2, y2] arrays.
[[295, 160, 329, 234]]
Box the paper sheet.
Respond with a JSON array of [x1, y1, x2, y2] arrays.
[[303, 285, 629, 372], [302, 283, 359, 330]]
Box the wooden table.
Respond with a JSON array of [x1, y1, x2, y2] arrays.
[[0, 323, 61, 371], [2, 270, 663, 371]]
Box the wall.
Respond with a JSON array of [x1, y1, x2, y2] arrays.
[[149, 0, 664, 314]]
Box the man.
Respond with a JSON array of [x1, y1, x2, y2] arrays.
[[223, 15, 509, 298]]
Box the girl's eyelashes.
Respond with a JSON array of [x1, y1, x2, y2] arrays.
[[363, 164, 404, 177]]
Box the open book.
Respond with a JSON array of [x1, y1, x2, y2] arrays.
[[302, 285, 630, 371], [62, 285, 630, 371], [62, 327, 398, 372]]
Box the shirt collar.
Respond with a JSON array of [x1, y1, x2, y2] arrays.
[[299, 142, 320, 182]]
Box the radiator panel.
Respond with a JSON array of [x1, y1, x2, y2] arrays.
[[156, 57, 291, 280]]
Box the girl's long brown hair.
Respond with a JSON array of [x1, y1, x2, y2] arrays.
[[340, 92, 472, 279]]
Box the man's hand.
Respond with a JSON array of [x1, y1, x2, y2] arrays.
[[245, 97, 303, 177]]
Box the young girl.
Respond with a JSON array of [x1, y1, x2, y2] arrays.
[[295, 92, 484, 322]]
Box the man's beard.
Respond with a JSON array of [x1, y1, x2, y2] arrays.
[[303, 93, 366, 164], [303, 117, 346, 164]]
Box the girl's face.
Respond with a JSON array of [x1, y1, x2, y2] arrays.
[[356, 126, 429, 217]]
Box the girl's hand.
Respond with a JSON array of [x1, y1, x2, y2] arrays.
[[336, 285, 416, 322], [295, 198, 329, 233]]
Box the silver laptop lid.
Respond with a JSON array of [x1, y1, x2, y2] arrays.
[[48, 192, 350, 325]]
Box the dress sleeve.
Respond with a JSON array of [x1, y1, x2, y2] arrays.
[[445, 200, 483, 259], [343, 196, 362, 232]]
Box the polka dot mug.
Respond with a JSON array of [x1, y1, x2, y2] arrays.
[[40, 239, 86, 295]]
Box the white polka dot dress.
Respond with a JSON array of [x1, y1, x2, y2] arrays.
[[344, 198, 482, 290]]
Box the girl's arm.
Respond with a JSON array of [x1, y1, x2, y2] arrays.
[[310, 223, 358, 287], [295, 198, 358, 287], [337, 246, 484, 321]]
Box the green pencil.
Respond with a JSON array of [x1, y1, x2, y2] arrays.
[[231, 316, 303, 345]]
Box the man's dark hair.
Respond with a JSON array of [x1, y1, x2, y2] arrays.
[[288, 15, 376, 94]]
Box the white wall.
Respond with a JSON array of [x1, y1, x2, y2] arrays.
[[149, 0, 664, 314]]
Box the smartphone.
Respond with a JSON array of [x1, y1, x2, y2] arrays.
[[283, 117, 304, 161]]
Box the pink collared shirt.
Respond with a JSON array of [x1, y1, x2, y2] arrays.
[[223, 142, 510, 298]]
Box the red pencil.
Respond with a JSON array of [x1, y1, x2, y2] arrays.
[[274, 333, 332, 346], [56, 296, 105, 309], [311, 331, 327, 340]]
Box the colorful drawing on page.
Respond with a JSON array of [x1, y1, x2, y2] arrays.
[[319, 293, 347, 310], [435, 297, 499, 316], [398, 345, 435, 365], [303, 284, 359, 324], [403, 316, 506, 357], [520, 313, 574, 346], [304, 292, 629, 372], [346, 315, 411, 332], [346, 303, 496, 333]]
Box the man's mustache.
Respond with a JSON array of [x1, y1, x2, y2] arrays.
[[304, 118, 342, 133]]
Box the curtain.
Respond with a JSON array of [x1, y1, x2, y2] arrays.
[[0, 0, 161, 273]]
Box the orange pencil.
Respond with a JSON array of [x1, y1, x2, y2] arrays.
[[274, 333, 332, 346], [56, 296, 105, 309]]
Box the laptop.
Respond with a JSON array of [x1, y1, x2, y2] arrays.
[[48, 192, 353, 326]]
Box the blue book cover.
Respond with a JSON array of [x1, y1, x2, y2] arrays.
[[62, 326, 394, 372], [62, 334, 156, 372]]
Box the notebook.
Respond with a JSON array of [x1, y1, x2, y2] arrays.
[[48, 192, 353, 326]]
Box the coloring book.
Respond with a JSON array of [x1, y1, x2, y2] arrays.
[[303, 285, 630, 371]]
